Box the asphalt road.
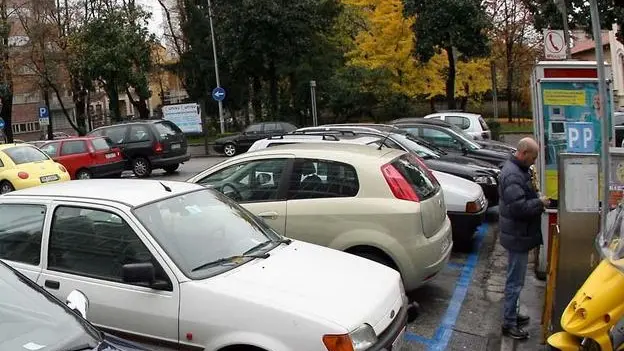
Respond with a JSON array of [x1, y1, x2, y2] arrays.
[[129, 156, 508, 351]]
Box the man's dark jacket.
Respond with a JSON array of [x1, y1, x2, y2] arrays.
[[498, 156, 544, 252]]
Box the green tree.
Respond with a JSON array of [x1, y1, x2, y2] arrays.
[[403, 0, 491, 109]]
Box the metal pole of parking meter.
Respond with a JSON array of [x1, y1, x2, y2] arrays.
[[589, 0, 610, 236]]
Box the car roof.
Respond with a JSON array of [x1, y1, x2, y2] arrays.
[[40, 136, 105, 142], [426, 111, 481, 118], [391, 118, 454, 128], [0, 143, 38, 151], [246, 142, 404, 162], [3, 179, 205, 207]]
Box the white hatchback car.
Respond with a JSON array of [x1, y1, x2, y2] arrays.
[[0, 180, 408, 351], [424, 112, 491, 140], [188, 143, 453, 291]]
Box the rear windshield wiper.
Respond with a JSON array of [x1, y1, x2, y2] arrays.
[[191, 253, 270, 272]]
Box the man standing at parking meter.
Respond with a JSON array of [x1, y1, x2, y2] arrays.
[[498, 137, 550, 340]]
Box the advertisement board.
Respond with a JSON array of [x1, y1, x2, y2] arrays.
[[609, 148, 624, 208], [162, 103, 202, 134], [540, 81, 612, 200]]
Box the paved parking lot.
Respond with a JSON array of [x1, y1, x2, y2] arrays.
[[130, 157, 519, 351]]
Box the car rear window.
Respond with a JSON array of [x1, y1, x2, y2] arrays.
[[155, 121, 183, 136], [478, 116, 489, 130], [92, 138, 111, 151], [391, 153, 440, 200], [3, 146, 49, 164]]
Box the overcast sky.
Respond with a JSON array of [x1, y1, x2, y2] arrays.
[[138, 0, 165, 38]]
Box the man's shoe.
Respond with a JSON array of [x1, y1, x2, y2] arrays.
[[502, 325, 529, 340], [517, 313, 530, 326]]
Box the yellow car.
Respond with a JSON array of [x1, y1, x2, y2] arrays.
[[0, 143, 70, 194]]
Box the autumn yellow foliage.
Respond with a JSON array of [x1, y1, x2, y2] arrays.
[[343, 0, 491, 101]]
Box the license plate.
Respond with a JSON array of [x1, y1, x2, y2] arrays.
[[392, 326, 406, 350], [441, 235, 451, 253], [40, 174, 59, 183], [105, 153, 116, 159], [171, 143, 181, 150]]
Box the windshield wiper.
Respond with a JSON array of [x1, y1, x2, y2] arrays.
[[244, 238, 292, 255], [191, 253, 270, 272]]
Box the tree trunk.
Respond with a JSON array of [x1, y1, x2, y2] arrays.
[[1, 90, 13, 142], [445, 47, 456, 110], [252, 75, 262, 122], [107, 82, 121, 121], [430, 98, 436, 112], [72, 78, 87, 135], [125, 86, 150, 119], [268, 60, 278, 119], [460, 82, 470, 111]]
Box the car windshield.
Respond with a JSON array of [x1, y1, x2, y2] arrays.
[[443, 124, 482, 148], [133, 189, 282, 279], [91, 138, 111, 151], [392, 134, 441, 159], [3, 146, 50, 164], [0, 262, 101, 350]]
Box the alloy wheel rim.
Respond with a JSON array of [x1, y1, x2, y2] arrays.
[[224, 144, 235, 156], [78, 172, 91, 179], [0, 184, 12, 194], [134, 160, 147, 175]]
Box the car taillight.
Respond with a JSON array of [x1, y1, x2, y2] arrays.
[[18, 171, 29, 179], [153, 142, 163, 153], [58, 164, 67, 173], [407, 153, 439, 185], [381, 163, 419, 202]]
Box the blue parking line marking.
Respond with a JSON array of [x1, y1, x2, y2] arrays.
[[446, 262, 463, 270], [406, 223, 489, 350]]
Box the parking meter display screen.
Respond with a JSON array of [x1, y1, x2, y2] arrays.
[[540, 81, 613, 200]]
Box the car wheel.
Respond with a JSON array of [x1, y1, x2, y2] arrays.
[[163, 164, 179, 173], [223, 143, 237, 157], [349, 248, 398, 271], [76, 169, 92, 180], [132, 158, 152, 178], [0, 181, 14, 194]]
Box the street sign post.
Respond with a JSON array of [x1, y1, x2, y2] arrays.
[[544, 30, 567, 60], [39, 106, 50, 126], [212, 87, 226, 102]]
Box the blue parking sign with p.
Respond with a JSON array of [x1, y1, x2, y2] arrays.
[[39, 106, 49, 118], [566, 122, 594, 153]]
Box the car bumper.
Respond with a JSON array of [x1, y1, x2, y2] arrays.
[[89, 160, 126, 178], [368, 303, 408, 351], [12, 173, 70, 190], [213, 144, 225, 154], [149, 152, 191, 168], [448, 208, 486, 241], [401, 216, 453, 291]]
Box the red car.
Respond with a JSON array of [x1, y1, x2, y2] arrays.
[[39, 137, 126, 179]]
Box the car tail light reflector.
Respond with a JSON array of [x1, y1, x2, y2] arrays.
[[17, 171, 29, 179], [153, 142, 163, 153], [381, 163, 419, 202]]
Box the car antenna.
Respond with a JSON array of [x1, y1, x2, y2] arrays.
[[159, 182, 172, 192], [377, 130, 392, 150]]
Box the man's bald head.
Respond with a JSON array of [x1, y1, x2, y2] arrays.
[[515, 137, 539, 167]]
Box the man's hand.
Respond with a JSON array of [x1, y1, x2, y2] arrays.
[[540, 196, 550, 207]]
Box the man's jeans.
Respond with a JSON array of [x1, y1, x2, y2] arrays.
[[503, 250, 529, 328]]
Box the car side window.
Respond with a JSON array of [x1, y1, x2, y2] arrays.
[[264, 123, 281, 134], [0, 157, 3, 167], [40, 142, 60, 157], [48, 206, 172, 290], [129, 125, 151, 142], [245, 124, 263, 134], [60, 140, 87, 155], [197, 159, 289, 202], [421, 128, 459, 149], [446, 116, 471, 130], [288, 159, 359, 200], [0, 204, 46, 265], [104, 126, 127, 144]]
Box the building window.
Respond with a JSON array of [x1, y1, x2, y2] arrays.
[[12, 122, 42, 135]]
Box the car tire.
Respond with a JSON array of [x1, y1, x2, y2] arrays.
[[163, 164, 179, 173], [349, 248, 398, 271], [132, 157, 152, 178], [223, 143, 237, 157], [76, 169, 92, 180], [0, 180, 14, 194]]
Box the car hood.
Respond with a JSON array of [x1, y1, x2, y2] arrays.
[[432, 171, 483, 212], [214, 134, 239, 144], [477, 140, 516, 153], [196, 240, 403, 334]]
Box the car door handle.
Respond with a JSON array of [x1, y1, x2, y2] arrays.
[[45, 279, 60, 290], [258, 211, 278, 220]]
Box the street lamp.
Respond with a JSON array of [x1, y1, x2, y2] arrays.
[[554, 0, 572, 59], [207, 0, 225, 134]]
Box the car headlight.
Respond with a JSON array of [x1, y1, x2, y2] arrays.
[[323, 324, 378, 351], [473, 175, 496, 185]]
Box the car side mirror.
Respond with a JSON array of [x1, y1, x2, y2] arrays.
[[122, 263, 170, 290], [66, 290, 89, 319]]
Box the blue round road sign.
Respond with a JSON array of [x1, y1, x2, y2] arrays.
[[0, 118, 5, 130], [212, 87, 226, 102]]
